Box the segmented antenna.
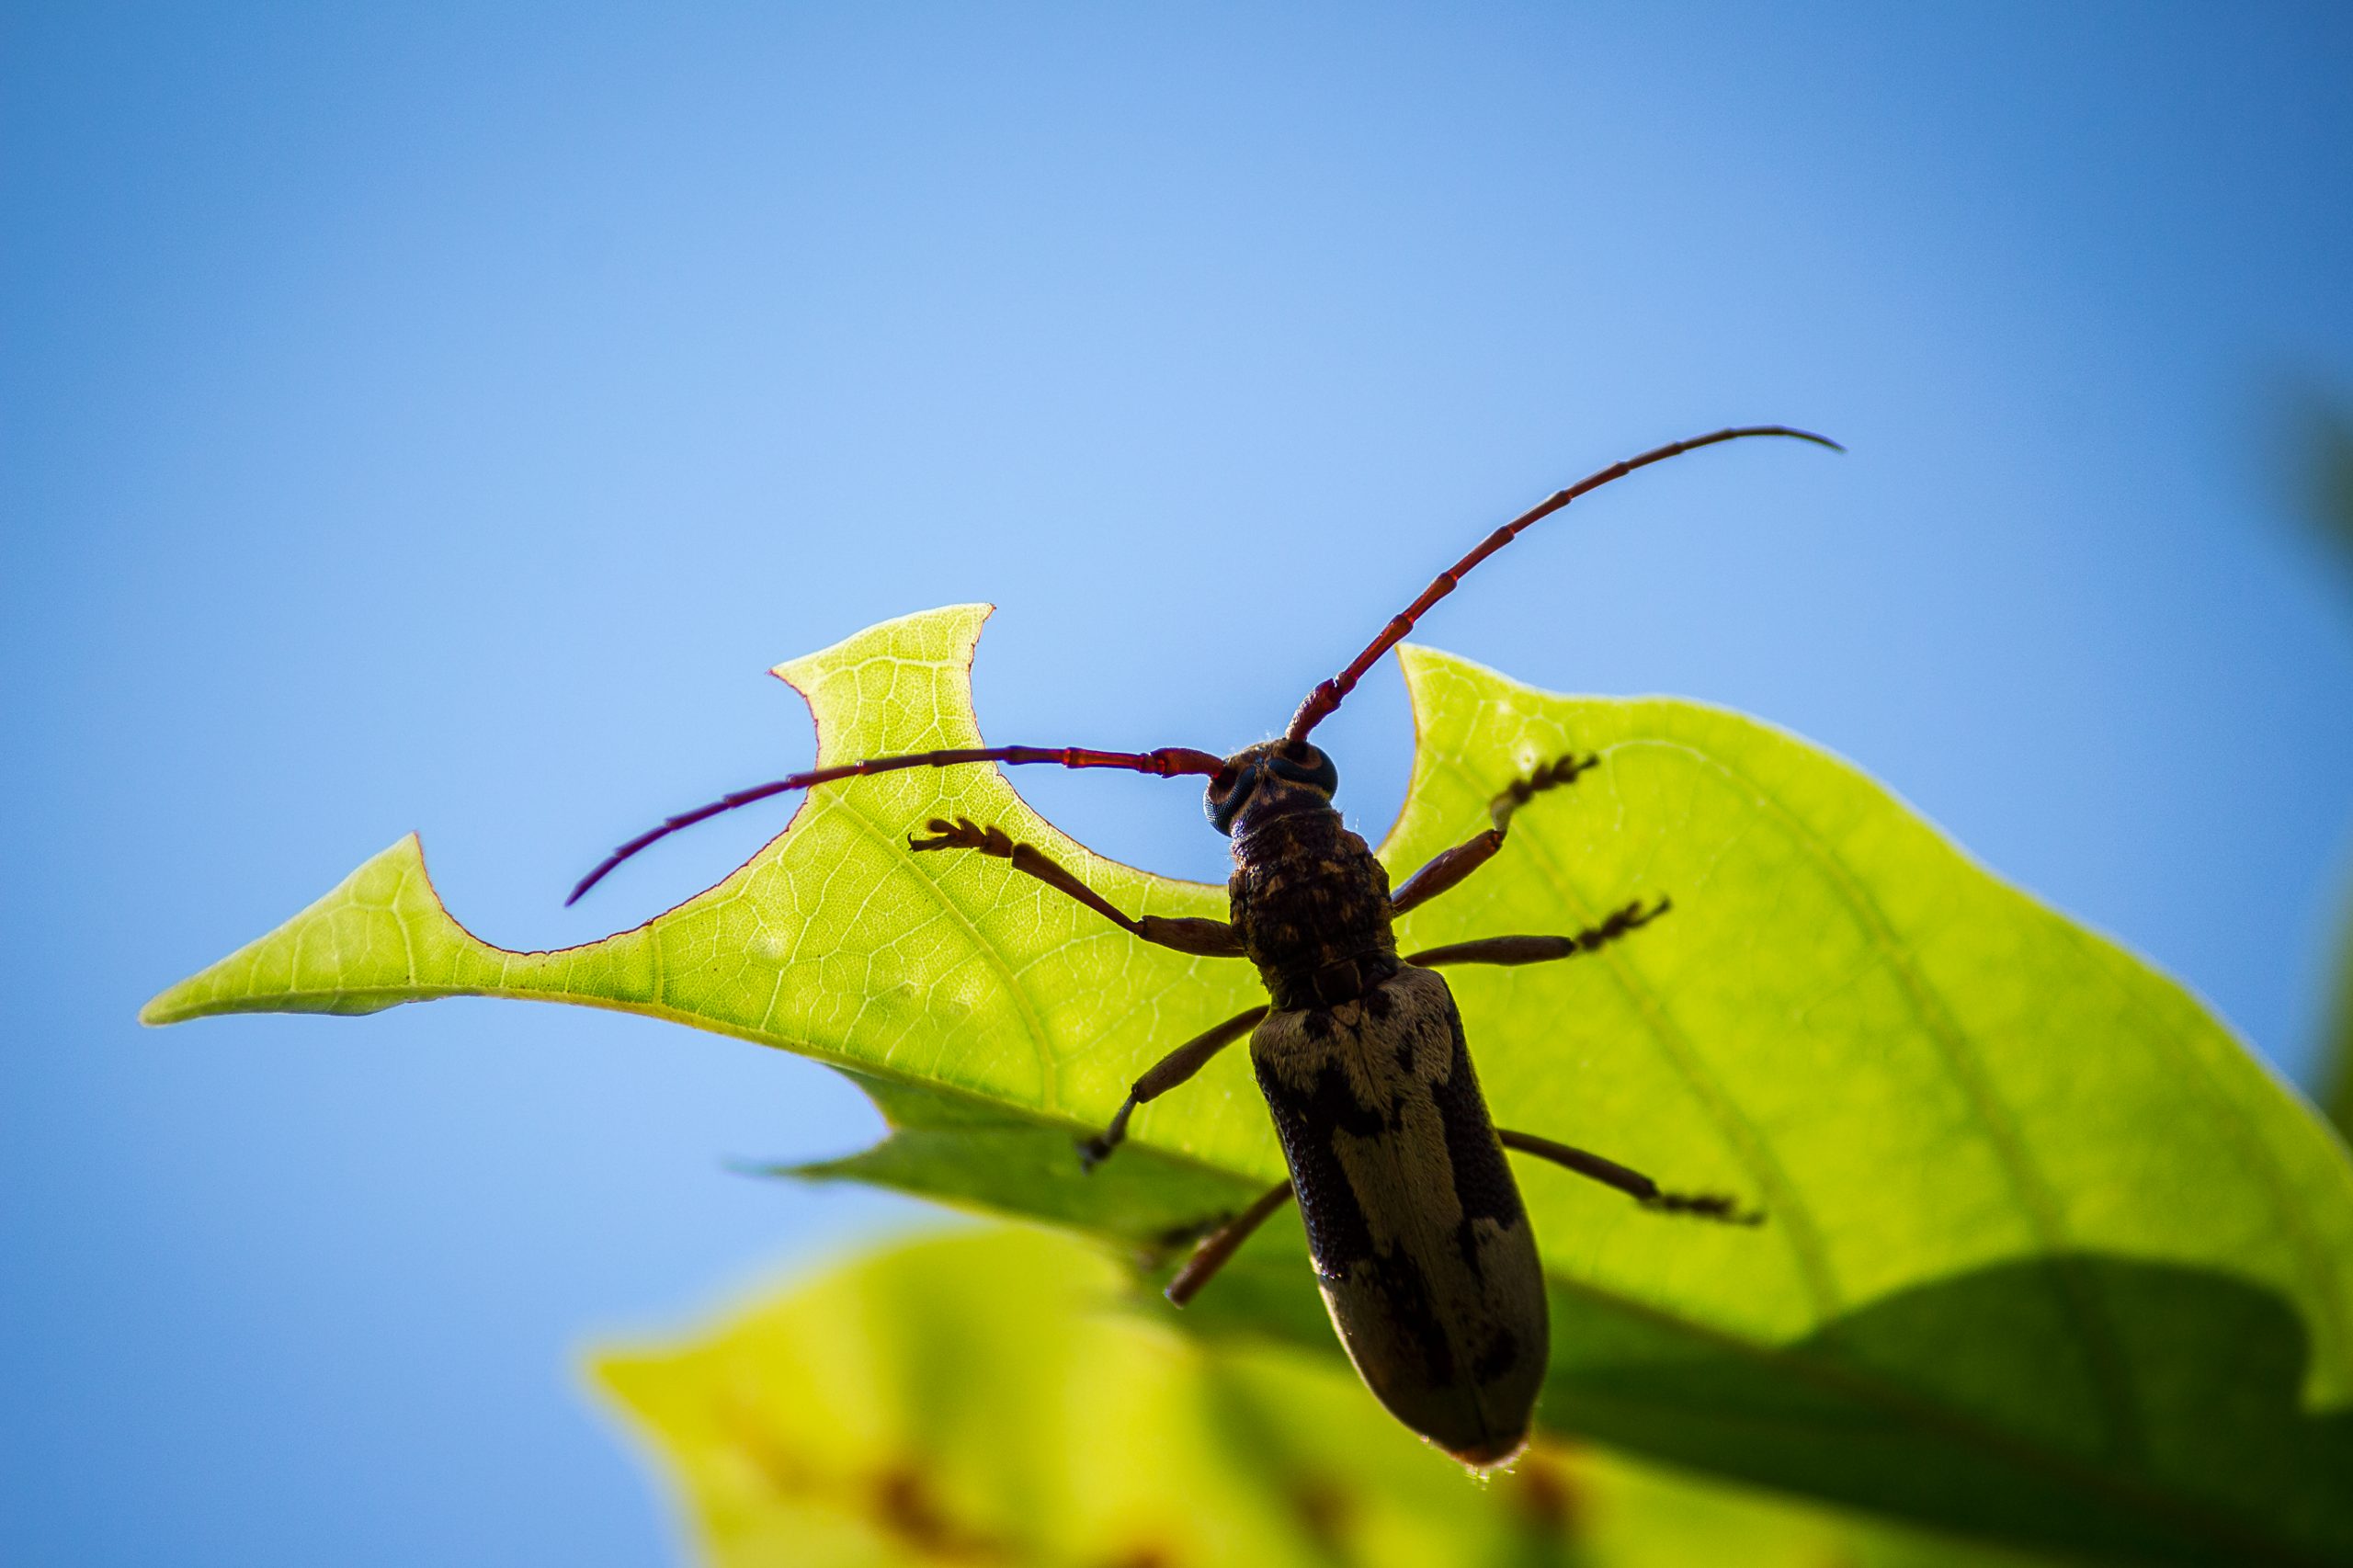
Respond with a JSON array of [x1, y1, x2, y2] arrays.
[[567, 744, 1223, 905], [1285, 425, 1842, 742]]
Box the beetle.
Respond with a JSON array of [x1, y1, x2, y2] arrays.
[[569, 426, 1835, 1466]]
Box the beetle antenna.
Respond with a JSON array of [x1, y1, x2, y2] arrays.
[[567, 744, 1224, 905], [1286, 425, 1843, 742]]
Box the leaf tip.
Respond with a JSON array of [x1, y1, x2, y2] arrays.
[[134, 833, 462, 1028], [767, 602, 995, 693]]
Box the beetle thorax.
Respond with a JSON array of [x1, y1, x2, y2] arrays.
[[1228, 806, 1400, 1011]]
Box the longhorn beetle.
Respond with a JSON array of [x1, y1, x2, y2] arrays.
[[570, 426, 1837, 1466]]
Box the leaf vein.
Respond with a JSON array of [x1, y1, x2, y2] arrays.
[[1430, 749, 1846, 1320], [1618, 734, 2148, 1463]]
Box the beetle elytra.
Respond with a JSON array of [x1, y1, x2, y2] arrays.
[[572, 426, 1833, 1465]]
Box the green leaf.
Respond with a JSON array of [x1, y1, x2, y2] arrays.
[[147, 605, 2353, 1565], [2325, 914, 2353, 1144], [2300, 392, 2353, 1142], [592, 1223, 2045, 1568], [2299, 395, 2353, 583]]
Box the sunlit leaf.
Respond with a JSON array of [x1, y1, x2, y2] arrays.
[[593, 1224, 2042, 1568], [147, 605, 2353, 1564]]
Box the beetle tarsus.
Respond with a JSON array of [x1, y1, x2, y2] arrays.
[[1641, 1189, 1766, 1226], [1491, 753, 1598, 828], [908, 816, 1006, 855], [1077, 1094, 1141, 1172], [1585, 895, 1670, 949]]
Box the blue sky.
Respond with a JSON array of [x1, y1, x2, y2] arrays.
[[6, 5, 2351, 1562]]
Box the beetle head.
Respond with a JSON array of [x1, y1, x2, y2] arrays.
[[1205, 738, 1339, 835]]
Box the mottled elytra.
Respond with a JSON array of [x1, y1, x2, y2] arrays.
[[573, 426, 1835, 1466]]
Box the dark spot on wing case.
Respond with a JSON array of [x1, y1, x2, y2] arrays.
[[1367, 1245, 1457, 1385], [1472, 1325, 1523, 1385], [1257, 1062, 1378, 1268], [1434, 1013, 1523, 1228]]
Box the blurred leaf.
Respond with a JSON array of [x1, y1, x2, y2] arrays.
[[2301, 397, 2353, 578], [2328, 923, 2353, 1143], [594, 1224, 2045, 1568], [2298, 392, 2353, 1139], [147, 605, 2353, 1564]]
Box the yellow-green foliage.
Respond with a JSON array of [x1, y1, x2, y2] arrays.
[[150, 606, 2353, 1565], [593, 1225, 2045, 1568]]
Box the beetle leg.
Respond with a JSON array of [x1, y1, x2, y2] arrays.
[[1389, 755, 1598, 916], [909, 816, 1245, 957], [1078, 1004, 1268, 1171], [1402, 898, 1670, 970], [1498, 1129, 1761, 1224], [1165, 1178, 1297, 1305]]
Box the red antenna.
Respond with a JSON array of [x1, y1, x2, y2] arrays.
[[567, 744, 1222, 905], [1285, 426, 1842, 743]]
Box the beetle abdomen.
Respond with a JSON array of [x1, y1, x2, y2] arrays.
[[1249, 965, 1547, 1465]]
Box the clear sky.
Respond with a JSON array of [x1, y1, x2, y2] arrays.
[[6, 4, 2351, 1562]]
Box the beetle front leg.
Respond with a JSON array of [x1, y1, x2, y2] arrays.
[[1498, 1129, 1761, 1224], [1078, 1004, 1267, 1171], [1165, 1177, 1295, 1305], [910, 816, 1244, 957], [1388, 755, 1598, 916], [1402, 897, 1670, 970]]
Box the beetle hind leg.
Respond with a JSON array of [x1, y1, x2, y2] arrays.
[[1402, 897, 1670, 971], [1498, 1129, 1762, 1226]]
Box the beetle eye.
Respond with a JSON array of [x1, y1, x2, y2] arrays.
[[1265, 742, 1337, 794], [1205, 762, 1260, 835]]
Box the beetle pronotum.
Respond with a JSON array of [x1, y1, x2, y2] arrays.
[[573, 426, 1836, 1465]]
